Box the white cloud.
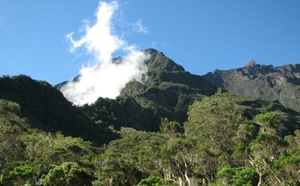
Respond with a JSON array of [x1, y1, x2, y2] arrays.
[[133, 19, 148, 34], [61, 1, 150, 105]]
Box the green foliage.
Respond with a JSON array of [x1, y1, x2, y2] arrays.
[[255, 111, 287, 135], [216, 166, 258, 186], [9, 165, 34, 177], [137, 176, 162, 186], [1, 63, 300, 186], [185, 92, 246, 156], [0, 100, 99, 185], [160, 118, 183, 134], [44, 162, 93, 186], [273, 156, 300, 183], [0, 75, 109, 145], [92, 128, 169, 185], [285, 130, 300, 156], [0, 99, 20, 113], [7, 165, 34, 186], [137, 176, 174, 186]]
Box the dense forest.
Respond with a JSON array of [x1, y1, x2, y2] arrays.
[[0, 49, 300, 185]]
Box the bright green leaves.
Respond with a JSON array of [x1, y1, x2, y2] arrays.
[[17, 131, 96, 165], [234, 124, 257, 145], [0, 99, 28, 134], [254, 111, 287, 135], [216, 166, 258, 186], [0, 99, 20, 114], [92, 128, 169, 186], [185, 92, 244, 136], [9, 165, 33, 178], [247, 111, 295, 185], [6, 162, 94, 186], [8, 165, 34, 186], [160, 118, 183, 134], [250, 133, 287, 161], [184, 92, 246, 157], [273, 156, 300, 183], [44, 162, 93, 186], [183, 92, 300, 185], [1, 91, 300, 185], [285, 130, 300, 156]]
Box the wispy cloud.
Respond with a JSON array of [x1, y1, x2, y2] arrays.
[[61, 1, 150, 105], [151, 41, 170, 50], [133, 19, 148, 34]]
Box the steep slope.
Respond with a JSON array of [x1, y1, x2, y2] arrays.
[[78, 48, 218, 131], [121, 49, 217, 125], [0, 75, 119, 145], [203, 61, 300, 112]]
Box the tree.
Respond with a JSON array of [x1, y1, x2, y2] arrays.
[[160, 137, 199, 186], [248, 112, 290, 185], [160, 118, 183, 134], [254, 111, 287, 136], [232, 123, 258, 166], [44, 162, 94, 186], [215, 166, 258, 186], [273, 156, 300, 184], [184, 92, 247, 183], [8, 165, 35, 186]]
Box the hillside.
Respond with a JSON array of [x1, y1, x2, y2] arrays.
[[203, 60, 300, 112], [0, 49, 300, 185], [0, 75, 119, 145], [58, 48, 218, 131]]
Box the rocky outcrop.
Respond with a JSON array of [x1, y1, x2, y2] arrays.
[[203, 62, 300, 112]]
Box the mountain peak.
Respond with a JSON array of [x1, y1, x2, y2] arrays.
[[245, 60, 258, 67], [144, 48, 185, 71]]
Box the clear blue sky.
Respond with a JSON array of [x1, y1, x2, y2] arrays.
[[1, 0, 299, 86]]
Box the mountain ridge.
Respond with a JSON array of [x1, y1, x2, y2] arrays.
[[203, 61, 300, 112], [77, 48, 218, 131]]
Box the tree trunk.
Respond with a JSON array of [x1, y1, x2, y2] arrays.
[[257, 168, 262, 186], [184, 170, 191, 186]]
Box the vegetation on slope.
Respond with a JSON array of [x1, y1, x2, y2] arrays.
[[0, 75, 119, 145], [1, 49, 300, 185], [0, 91, 299, 185]]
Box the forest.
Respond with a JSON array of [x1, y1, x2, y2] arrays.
[[0, 49, 300, 185], [0, 91, 299, 185]]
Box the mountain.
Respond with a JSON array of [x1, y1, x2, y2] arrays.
[[203, 60, 300, 112], [0, 75, 119, 145], [1, 49, 300, 185], [57, 48, 218, 131]]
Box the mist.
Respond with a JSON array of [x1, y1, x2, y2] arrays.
[[61, 1, 150, 105]]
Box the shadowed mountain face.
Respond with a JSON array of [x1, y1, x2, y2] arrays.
[[80, 48, 218, 131], [0, 75, 119, 145], [2, 49, 299, 136], [0, 49, 218, 141], [203, 61, 300, 112], [121, 49, 218, 128]]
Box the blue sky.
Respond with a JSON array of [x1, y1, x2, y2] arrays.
[[0, 0, 299, 86]]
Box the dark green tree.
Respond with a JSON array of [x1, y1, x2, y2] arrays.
[[44, 162, 94, 186]]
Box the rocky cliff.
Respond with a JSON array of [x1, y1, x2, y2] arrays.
[[203, 61, 300, 112]]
